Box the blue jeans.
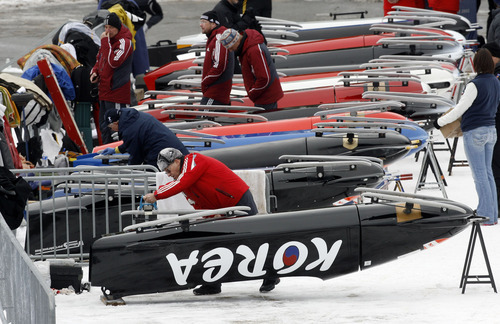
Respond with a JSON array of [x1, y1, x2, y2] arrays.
[[463, 126, 498, 224]]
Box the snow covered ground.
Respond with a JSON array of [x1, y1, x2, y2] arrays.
[[52, 132, 500, 324]]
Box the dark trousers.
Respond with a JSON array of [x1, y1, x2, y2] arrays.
[[255, 102, 278, 111], [236, 189, 259, 216], [200, 97, 228, 106], [98, 101, 128, 144]]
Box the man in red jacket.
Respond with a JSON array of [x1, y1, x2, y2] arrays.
[[220, 28, 283, 110], [199, 10, 234, 105], [90, 12, 133, 144], [143, 148, 280, 295]]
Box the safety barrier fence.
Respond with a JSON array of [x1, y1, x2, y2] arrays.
[[12, 164, 158, 262], [0, 216, 55, 324]]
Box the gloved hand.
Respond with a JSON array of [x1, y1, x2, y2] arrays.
[[433, 119, 441, 130], [99, 147, 116, 155]]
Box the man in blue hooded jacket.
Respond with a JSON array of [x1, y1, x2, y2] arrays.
[[99, 108, 189, 168]]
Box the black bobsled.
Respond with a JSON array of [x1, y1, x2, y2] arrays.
[[90, 188, 475, 300], [25, 157, 385, 255], [202, 130, 414, 169]]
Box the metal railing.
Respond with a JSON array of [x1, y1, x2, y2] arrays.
[[0, 216, 55, 324], [12, 164, 158, 261]]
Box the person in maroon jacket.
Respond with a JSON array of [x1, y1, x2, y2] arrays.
[[143, 148, 280, 295], [220, 28, 283, 110], [199, 10, 234, 105], [90, 12, 133, 144]]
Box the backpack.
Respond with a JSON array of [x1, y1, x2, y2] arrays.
[[0, 167, 31, 230], [71, 65, 98, 103]]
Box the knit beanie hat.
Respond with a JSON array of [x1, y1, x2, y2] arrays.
[[220, 28, 241, 48], [200, 10, 220, 25], [105, 12, 122, 31]]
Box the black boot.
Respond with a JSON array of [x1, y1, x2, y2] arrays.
[[193, 283, 222, 295], [259, 278, 280, 293]]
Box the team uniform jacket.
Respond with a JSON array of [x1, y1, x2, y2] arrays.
[[202, 26, 234, 104], [91, 25, 133, 104], [236, 29, 283, 105], [116, 108, 189, 167], [154, 153, 249, 210]]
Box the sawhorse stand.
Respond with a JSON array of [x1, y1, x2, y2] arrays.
[[460, 221, 497, 294], [415, 141, 448, 198], [446, 137, 468, 176]]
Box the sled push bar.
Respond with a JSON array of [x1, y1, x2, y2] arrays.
[[276, 160, 373, 172], [376, 38, 458, 48], [314, 121, 416, 131], [255, 16, 303, 28], [122, 206, 252, 232], [161, 109, 268, 123], [370, 23, 458, 35], [312, 127, 401, 137], [160, 104, 264, 113], [279, 154, 383, 166], [170, 128, 219, 138], [263, 30, 299, 38], [337, 76, 422, 87], [384, 17, 459, 28], [315, 101, 404, 117], [389, 6, 471, 21], [339, 71, 421, 79], [164, 120, 221, 130], [325, 116, 420, 128], [362, 91, 455, 108], [377, 55, 456, 63], [354, 187, 468, 214], [359, 64, 448, 74], [145, 91, 245, 104], [364, 60, 453, 68]]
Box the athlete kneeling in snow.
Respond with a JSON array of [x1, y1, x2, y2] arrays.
[[143, 148, 280, 295]]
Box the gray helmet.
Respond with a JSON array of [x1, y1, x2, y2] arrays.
[[157, 148, 184, 171]]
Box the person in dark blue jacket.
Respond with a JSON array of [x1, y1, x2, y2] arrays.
[[99, 108, 189, 169], [434, 48, 500, 225]]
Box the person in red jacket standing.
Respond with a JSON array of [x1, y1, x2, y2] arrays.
[[143, 148, 280, 295], [90, 12, 133, 144], [427, 0, 460, 14], [199, 10, 234, 106], [220, 28, 283, 110]]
